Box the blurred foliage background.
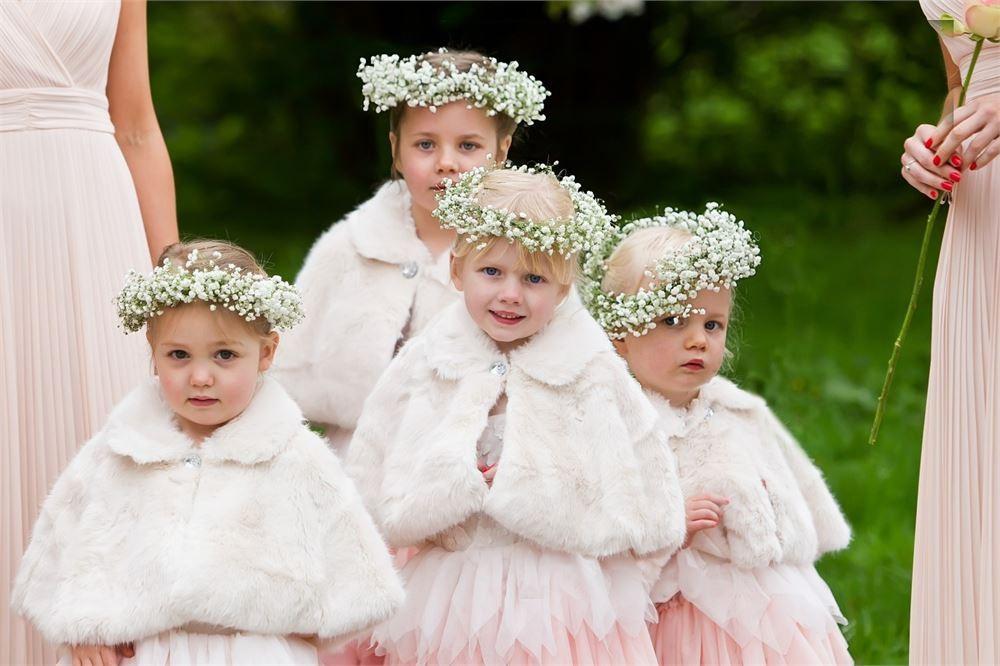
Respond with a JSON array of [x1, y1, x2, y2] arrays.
[[148, 2, 951, 662]]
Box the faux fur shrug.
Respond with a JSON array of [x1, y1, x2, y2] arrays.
[[345, 300, 687, 559], [272, 180, 457, 430], [12, 378, 404, 648], [649, 378, 852, 569]]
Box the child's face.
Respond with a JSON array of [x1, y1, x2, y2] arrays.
[[390, 101, 512, 219], [451, 241, 570, 353], [148, 303, 278, 442], [615, 288, 731, 407]]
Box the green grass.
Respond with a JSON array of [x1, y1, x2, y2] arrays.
[[187, 187, 934, 665]]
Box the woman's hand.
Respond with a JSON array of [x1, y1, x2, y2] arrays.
[[929, 91, 1000, 173], [70, 644, 125, 666], [682, 493, 729, 549], [900, 123, 963, 200]]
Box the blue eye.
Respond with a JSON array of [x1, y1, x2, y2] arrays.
[[705, 321, 723, 332], [460, 141, 480, 151], [167, 350, 189, 360], [416, 140, 433, 150], [482, 267, 500, 277], [216, 349, 237, 360], [526, 274, 544, 284], [661, 316, 682, 328]]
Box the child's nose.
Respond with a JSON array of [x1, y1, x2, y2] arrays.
[[685, 329, 708, 349], [436, 149, 458, 174], [498, 281, 522, 303], [190, 364, 214, 387]]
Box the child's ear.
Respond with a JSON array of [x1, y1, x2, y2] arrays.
[[388, 131, 400, 170], [449, 253, 465, 291], [258, 332, 280, 372], [611, 337, 628, 359], [495, 134, 513, 164]]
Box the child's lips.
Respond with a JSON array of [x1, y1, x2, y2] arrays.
[[681, 360, 705, 371], [490, 310, 525, 326], [188, 397, 219, 407]]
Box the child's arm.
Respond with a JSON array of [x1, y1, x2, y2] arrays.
[[762, 406, 852, 556], [69, 643, 133, 666]]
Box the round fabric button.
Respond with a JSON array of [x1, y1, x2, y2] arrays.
[[401, 262, 419, 279]]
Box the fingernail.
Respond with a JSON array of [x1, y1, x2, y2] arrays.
[[950, 171, 962, 182], [925, 138, 934, 148], [933, 155, 942, 166], [951, 155, 962, 167], [941, 181, 953, 191], [929, 189, 938, 199], [971, 161, 978, 170]]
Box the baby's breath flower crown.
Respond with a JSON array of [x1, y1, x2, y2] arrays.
[[580, 203, 761, 339], [116, 249, 304, 333], [357, 49, 549, 125], [433, 163, 617, 260]]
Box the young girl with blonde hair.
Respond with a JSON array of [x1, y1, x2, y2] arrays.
[[582, 206, 854, 664], [346, 165, 686, 665], [273, 48, 548, 450], [13, 241, 404, 666]]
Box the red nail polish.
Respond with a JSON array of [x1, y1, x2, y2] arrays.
[[929, 189, 938, 199], [925, 138, 934, 148], [971, 162, 978, 170], [951, 155, 963, 167], [941, 181, 953, 191], [950, 172, 962, 182], [933, 155, 942, 166]]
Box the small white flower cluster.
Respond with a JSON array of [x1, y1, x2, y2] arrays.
[[357, 49, 549, 125], [580, 203, 761, 339], [433, 163, 617, 260], [116, 250, 304, 333]]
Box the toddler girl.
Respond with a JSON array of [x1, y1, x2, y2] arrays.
[[582, 206, 853, 664], [13, 241, 404, 666], [345, 165, 687, 665]]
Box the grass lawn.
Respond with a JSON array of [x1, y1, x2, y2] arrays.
[[196, 185, 936, 665]]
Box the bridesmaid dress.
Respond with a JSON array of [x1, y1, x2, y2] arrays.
[[913, 1, 1000, 663], [1, 2, 151, 663]]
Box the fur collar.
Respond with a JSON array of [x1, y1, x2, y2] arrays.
[[348, 180, 431, 266], [105, 376, 303, 465], [646, 376, 764, 437], [423, 295, 613, 386]]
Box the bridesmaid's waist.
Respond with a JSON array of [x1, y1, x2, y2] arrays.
[[0, 87, 114, 133]]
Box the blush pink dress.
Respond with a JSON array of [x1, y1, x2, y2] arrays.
[[1, 2, 151, 663], [912, 1, 1000, 662]]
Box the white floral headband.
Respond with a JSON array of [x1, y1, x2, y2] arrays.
[[433, 163, 617, 260], [580, 203, 761, 339], [357, 48, 549, 125], [116, 250, 304, 333]]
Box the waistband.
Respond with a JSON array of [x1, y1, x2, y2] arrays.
[[0, 87, 114, 133]]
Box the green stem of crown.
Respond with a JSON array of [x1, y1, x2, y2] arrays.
[[869, 36, 984, 446]]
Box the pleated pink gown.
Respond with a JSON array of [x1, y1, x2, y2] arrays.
[[912, 1, 1000, 663], [1, 2, 152, 663]]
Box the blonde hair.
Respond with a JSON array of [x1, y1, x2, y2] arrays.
[[602, 226, 694, 295], [452, 169, 577, 285], [149, 239, 273, 339]]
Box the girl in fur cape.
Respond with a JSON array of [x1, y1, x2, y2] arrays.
[[272, 48, 547, 452], [345, 165, 687, 666], [583, 207, 853, 664], [12, 241, 404, 666]]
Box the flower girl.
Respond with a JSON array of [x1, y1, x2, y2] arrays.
[[13, 241, 404, 666], [273, 48, 548, 450], [345, 165, 686, 665], [582, 207, 853, 664]]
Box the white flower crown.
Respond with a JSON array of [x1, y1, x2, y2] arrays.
[[116, 250, 304, 333], [357, 49, 549, 125], [580, 203, 761, 339], [433, 163, 617, 260]]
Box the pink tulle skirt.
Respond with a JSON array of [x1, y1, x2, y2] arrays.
[[374, 517, 656, 665], [650, 546, 852, 665], [57, 631, 319, 665]]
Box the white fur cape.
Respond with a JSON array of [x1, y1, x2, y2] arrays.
[[649, 378, 852, 570], [345, 300, 687, 559], [12, 377, 405, 648], [272, 180, 457, 430]]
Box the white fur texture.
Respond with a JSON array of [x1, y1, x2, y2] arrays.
[[272, 180, 458, 429], [648, 378, 852, 570], [12, 378, 405, 648], [345, 299, 687, 559]]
